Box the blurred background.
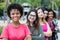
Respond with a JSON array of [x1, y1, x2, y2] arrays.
[[0, 0, 60, 19], [0, 0, 60, 40]]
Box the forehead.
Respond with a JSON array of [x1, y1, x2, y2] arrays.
[[44, 11, 48, 13], [37, 9, 43, 12], [49, 11, 53, 14], [30, 12, 36, 15], [10, 9, 19, 12]]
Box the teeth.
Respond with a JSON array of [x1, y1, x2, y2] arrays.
[[14, 18, 17, 19]]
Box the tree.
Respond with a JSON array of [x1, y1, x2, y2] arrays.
[[10, 0, 41, 8], [10, 0, 15, 3], [0, 9, 3, 16], [54, 0, 60, 7], [27, 0, 41, 8], [0, 0, 6, 9], [54, 0, 60, 18], [0, 0, 4, 2]]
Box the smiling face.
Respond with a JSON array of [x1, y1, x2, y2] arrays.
[[48, 11, 53, 19], [37, 9, 44, 18], [10, 9, 21, 22], [28, 12, 36, 23]]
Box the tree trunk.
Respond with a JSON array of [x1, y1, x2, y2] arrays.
[[58, 6, 60, 19]]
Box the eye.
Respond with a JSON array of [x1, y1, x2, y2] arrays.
[[16, 13, 20, 15], [11, 13, 15, 15]]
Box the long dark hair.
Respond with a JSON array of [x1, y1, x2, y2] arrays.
[[48, 9, 56, 18], [27, 9, 39, 29]]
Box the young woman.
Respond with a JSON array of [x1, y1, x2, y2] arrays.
[[1, 3, 31, 40], [43, 8, 49, 21], [47, 9, 58, 40], [43, 8, 52, 40], [27, 9, 44, 40], [36, 7, 52, 40]]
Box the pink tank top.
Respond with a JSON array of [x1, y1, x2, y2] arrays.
[[41, 23, 48, 40], [41, 23, 47, 32]]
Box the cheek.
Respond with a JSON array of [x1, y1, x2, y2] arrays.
[[49, 15, 53, 17], [28, 16, 31, 21], [44, 14, 47, 17], [48, 15, 53, 19], [48, 15, 51, 18], [18, 15, 21, 18], [10, 15, 14, 18], [28, 16, 36, 22], [38, 13, 41, 17], [38, 14, 43, 17], [34, 17, 36, 20]]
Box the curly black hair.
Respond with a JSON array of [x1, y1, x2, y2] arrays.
[[7, 3, 23, 18], [48, 9, 56, 18]]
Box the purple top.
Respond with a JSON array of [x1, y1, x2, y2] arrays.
[[47, 18, 55, 31]]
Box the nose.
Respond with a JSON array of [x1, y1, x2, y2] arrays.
[[31, 16, 34, 18]]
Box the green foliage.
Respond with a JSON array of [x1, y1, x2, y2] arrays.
[[0, 9, 3, 16], [0, 1, 6, 9], [10, 0, 41, 7], [10, 0, 27, 4], [0, 26, 3, 35], [10, 0, 15, 3], [27, 0, 41, 7], [17, 0, 27, 4], [54, 0, 60, 6], [48, 3, 52, 9], [0, 0, 4, 2]]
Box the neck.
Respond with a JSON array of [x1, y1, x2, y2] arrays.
[[39, 18, 43, 22], [30, 22, 33, 26], [44, 18, 46, 21], [49, 18, 53, 20], [39, 18, 44, 25], [12, 21, 20, 26]]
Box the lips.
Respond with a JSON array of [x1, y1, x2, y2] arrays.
[[13, 17, 19, 21], [31, 18, 34, 20], [14, 17, 18, 19]]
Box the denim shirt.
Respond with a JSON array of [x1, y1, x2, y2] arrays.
[[28, 25, 44, 40]]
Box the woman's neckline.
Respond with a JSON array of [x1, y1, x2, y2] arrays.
[[10, 22, 21, 28]]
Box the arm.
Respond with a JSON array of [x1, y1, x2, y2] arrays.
[[1, 25, 8, 40], [24, 35, 32, 40], [2, 38, 8, 40], [44, 22, 52, 37], [24, 24, 32, 40]]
